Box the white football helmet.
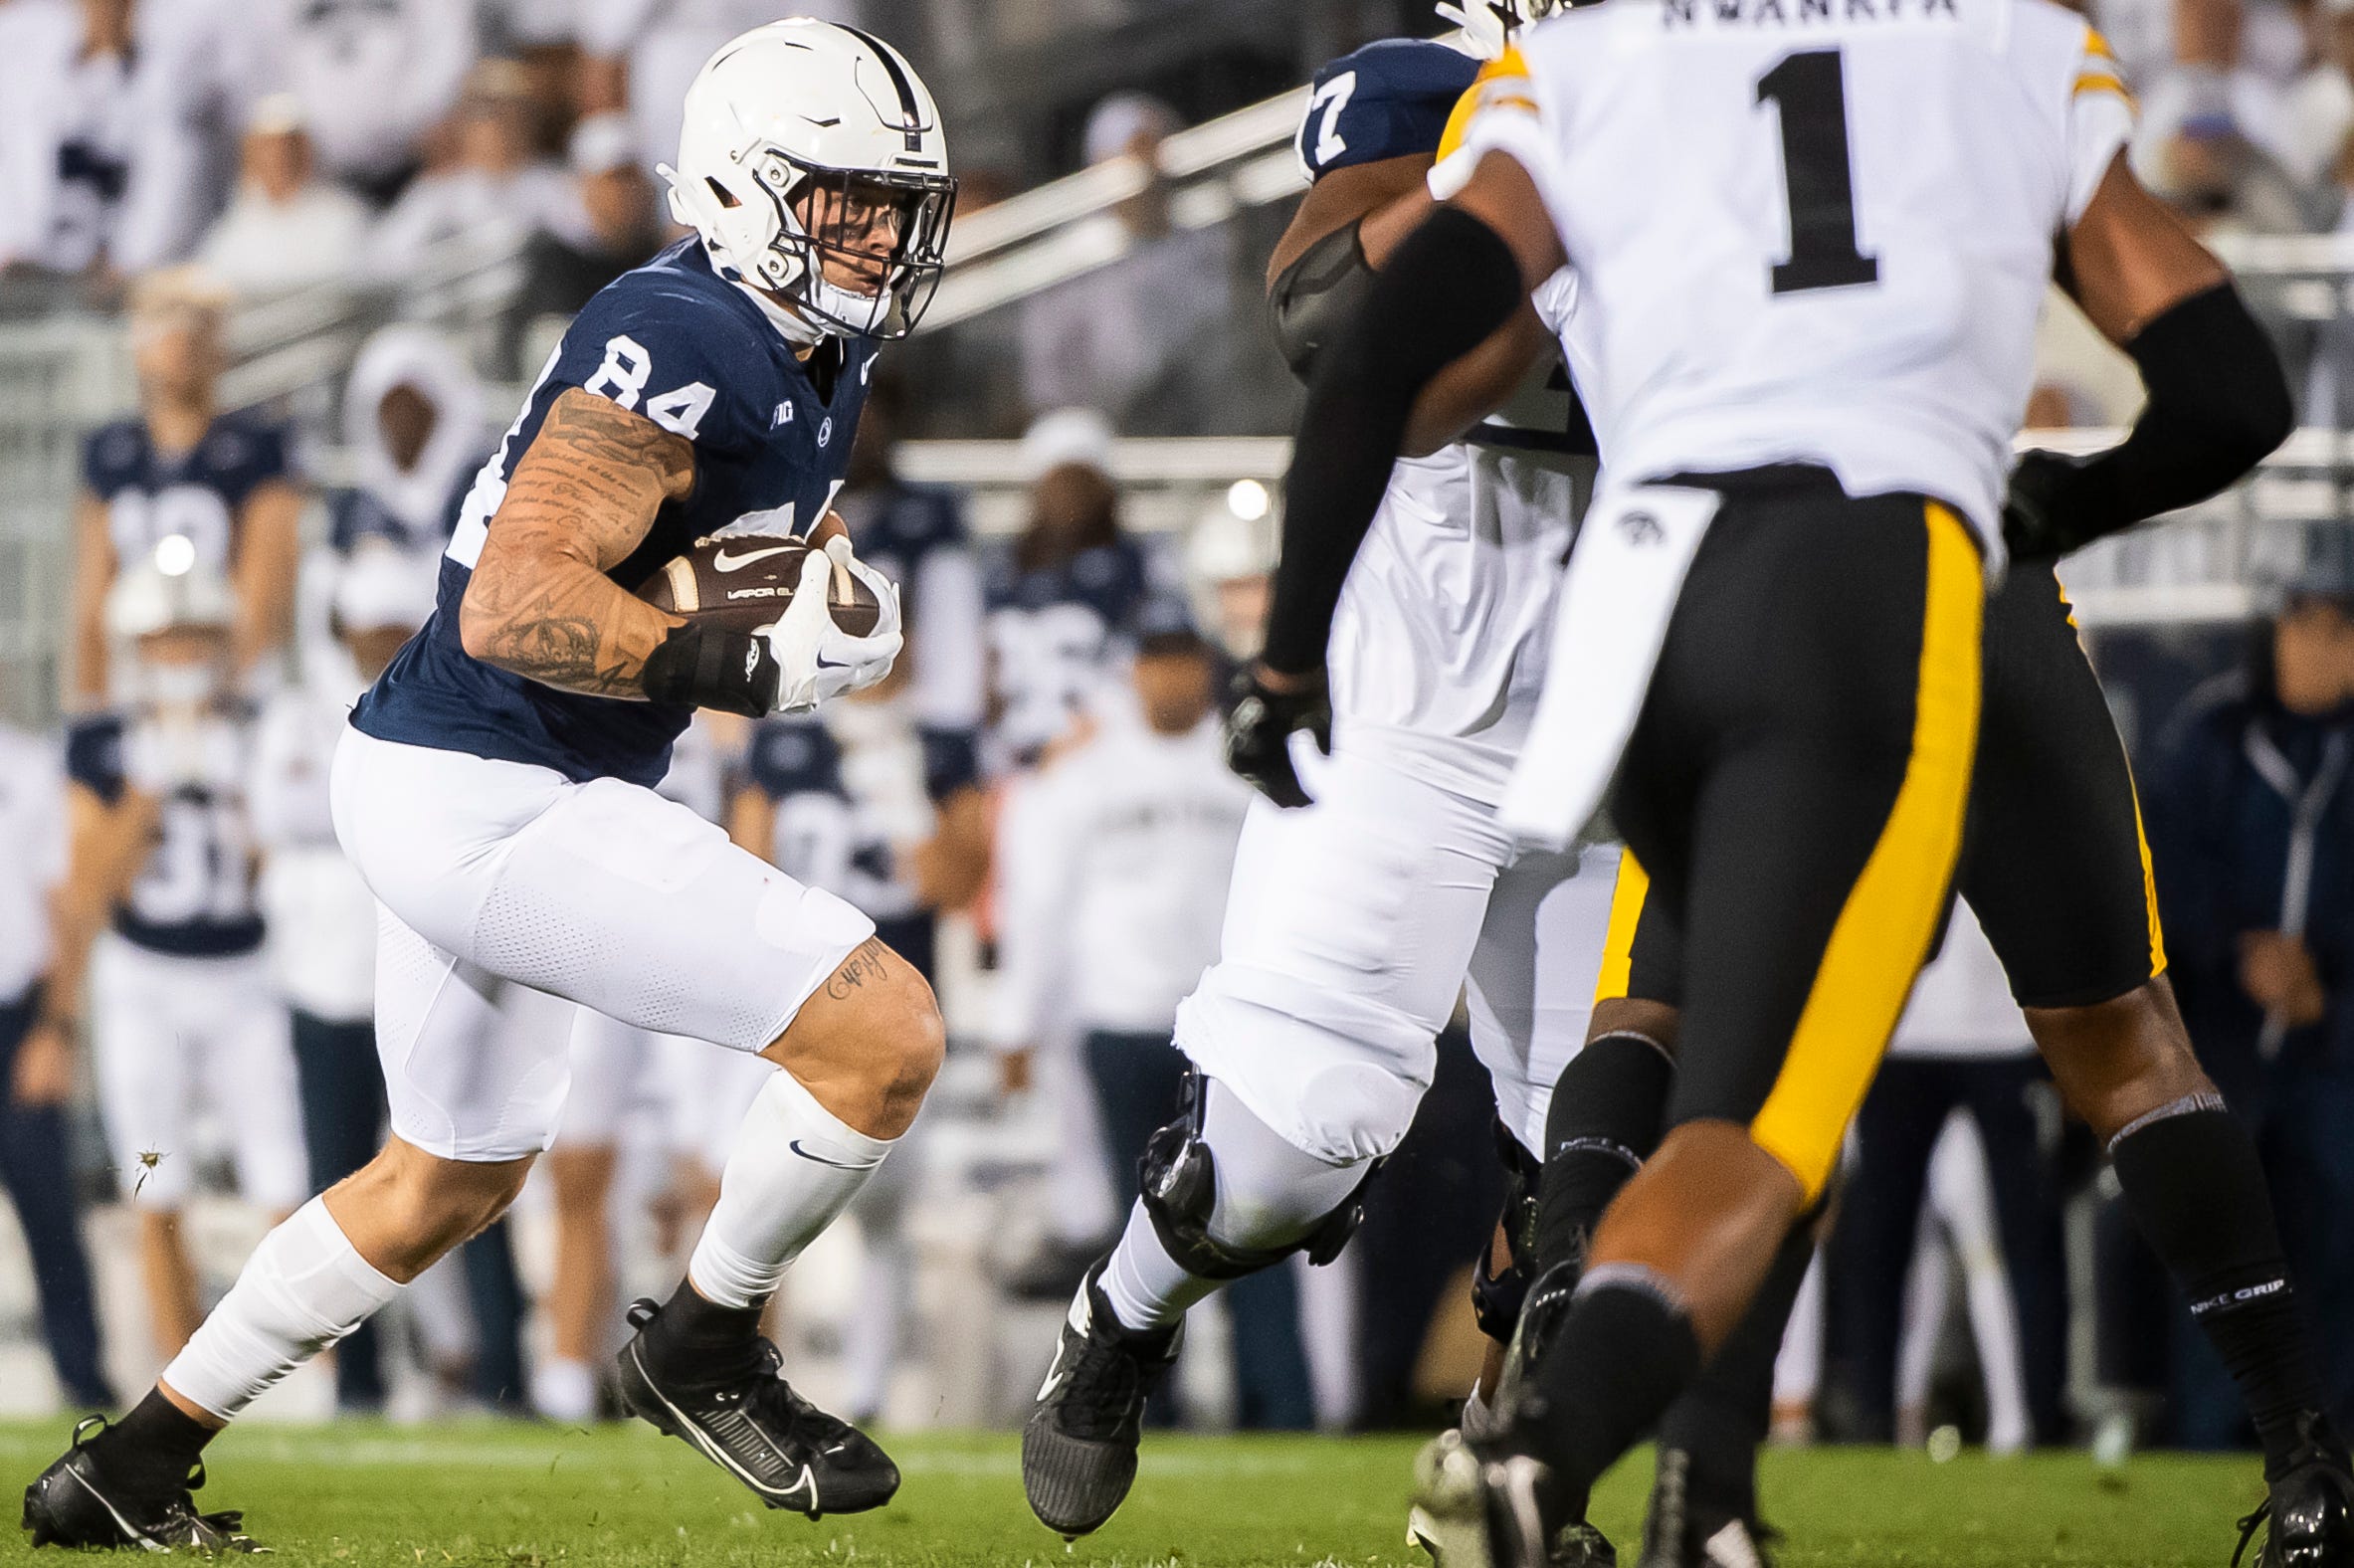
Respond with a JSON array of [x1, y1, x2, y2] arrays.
[[1436, 0, 1579, 59], [662, 19, 956, 340]]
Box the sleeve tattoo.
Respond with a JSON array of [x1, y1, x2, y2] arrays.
[[460, 388, 695, 697]]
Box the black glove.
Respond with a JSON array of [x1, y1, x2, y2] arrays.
[[1224, 665, 1331, 809], [2002, 448, 2101, 564]]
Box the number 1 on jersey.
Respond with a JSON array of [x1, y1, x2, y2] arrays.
[[1758, 50, 1879, 295]]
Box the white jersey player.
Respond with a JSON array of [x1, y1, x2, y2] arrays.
[[1236, 0, 2305, 1560], [1019, 19, 1626, 1542], [27, 21, 959, 1553], [62, 563, 306, 1369]]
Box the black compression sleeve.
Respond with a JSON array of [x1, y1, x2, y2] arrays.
[[1261, 207, 1526, 676], [2012, 282, 2291, 556]]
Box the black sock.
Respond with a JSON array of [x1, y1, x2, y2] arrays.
[[1522, 1274, 1701, 1524], [1656, 1213, 1816, 1523], [644, 1276, 767, 1372], [89, 1390, 212, 1496], [2109, 1098, 2345, 1479], [1536, 1032, 1674, 1277]]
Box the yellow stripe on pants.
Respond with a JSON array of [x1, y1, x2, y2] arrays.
[[1593, 852, 1650, 1004], [1750, 503, 1984, 1199]]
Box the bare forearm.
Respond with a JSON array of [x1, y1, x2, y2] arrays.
[[232, 483, 302, 674], [463, 550, 682, 696], [459, 387, 693, 697]]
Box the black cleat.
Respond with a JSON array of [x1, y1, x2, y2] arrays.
[[2235, 1418, 2354, 1568], [1639, 1449, 1777, 1568], [616, 1297, 899, 1519], [1021, 1262, 1181, 1538], [21, 1417, 260, 1553], [1411, 1429, 1614, 1568]]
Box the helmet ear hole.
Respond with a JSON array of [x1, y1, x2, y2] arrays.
[[705, 177, 742, 210]]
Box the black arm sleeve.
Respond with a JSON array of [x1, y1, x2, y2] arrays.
[[2011, 282, 2292, 557], [1261, 206, 1527, 676]]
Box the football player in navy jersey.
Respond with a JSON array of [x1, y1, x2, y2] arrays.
[[25, 21, 959, 1552], [71, 269, 303, 708], [985, 410, 1159, 768], [56, 562, 306, 1366]]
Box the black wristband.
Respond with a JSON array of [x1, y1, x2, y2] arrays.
[[640, 621, 777, 716], [1263, 205, 1526, 676]]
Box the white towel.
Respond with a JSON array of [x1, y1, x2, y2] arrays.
[[1497, 484, 1721, 850]]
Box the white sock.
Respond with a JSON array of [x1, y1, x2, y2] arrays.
[[1099, 1082, 1368, 1334], [161, 1197, 404, 1422], [687, 1070, 895, 1309], [532, 1357, 598, 1423]]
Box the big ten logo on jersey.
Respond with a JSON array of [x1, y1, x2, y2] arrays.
[[109, 487, 233, 573]]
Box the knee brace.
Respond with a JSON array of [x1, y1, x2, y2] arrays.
[[1139, 1072, 1381, 1280], [1471, 1124, 1543, 1343]]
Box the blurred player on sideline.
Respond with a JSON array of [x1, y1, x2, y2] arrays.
[[24, 20, 955, 1550], [63, 562, 306, 1362], [0, 719, 114, 1410], [69, 269, 300, 708], [733, 603, 990, 1425], [249, 546, 441, 1414]]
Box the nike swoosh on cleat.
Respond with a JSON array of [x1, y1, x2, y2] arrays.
[[790, 1139, 881, 1170], [712, 544, 799, 573]]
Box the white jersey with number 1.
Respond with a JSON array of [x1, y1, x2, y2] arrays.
[[1435, 0, 2135, 551]]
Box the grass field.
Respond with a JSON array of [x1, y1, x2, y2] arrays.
[[0, 1420, 2268, 1566]]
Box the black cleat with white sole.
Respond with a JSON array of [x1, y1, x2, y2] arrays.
[[21, 1417, 261, 1553], [1022, 1262, 1181, 1538], [616, 1297, 899, 1519], [1638, 1447, 1777, 1568]]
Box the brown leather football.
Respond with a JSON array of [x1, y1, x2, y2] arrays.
[[635, 535, 882, 636]]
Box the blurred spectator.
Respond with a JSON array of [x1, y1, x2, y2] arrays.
[[0, 0, 139, 287], [372, 59, 590, 280], [0, 719, 114, 1410], [71, 268, 302, 707], [1184, 492, 1277, 663], [1824, 906, 2069, 1449], [983, 409, 1160, 770], [260, 0, 478, 200], [576, 0, 867, 181], [992, 597, 1312, 1429], [502, 112, 665, 371], [193, 95, 372, 299], [332, 325, 489, 558], [248, 546, 438, 1413], [1020, 93, 1238, 433], [838, 368, 988, 733], [2150, 572, 2354, 1439], [63, 561, 306, 1363], [733, 664, 989, 1423]]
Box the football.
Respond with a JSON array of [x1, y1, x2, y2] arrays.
[[634, 534, 883, 637]]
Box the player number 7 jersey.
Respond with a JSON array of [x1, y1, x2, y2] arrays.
[[1433, 0, 2136, 550]]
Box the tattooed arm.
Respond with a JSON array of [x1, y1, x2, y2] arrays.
[[458, 388, 695, 697]]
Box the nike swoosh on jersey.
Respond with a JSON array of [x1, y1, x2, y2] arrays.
[[712, 544, 800, 573], [789, 1139, 881, 1170]]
